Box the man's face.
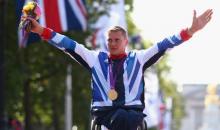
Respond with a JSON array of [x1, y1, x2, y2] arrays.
[[107, 31, 128, 55]]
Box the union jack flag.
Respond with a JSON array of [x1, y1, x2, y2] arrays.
[[16, 0, 87, 48]]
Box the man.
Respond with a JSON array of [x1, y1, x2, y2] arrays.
[[25, 9, 212, 130]]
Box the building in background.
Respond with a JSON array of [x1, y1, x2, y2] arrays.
[[180, 84, 220, 130]]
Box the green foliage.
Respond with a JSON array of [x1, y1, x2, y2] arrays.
[[125, 0, 134, 11]]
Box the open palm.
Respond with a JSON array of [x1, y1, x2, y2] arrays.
[[189, 9, 213, 35]]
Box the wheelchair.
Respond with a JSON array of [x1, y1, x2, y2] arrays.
[[91, 117, 147, 130]]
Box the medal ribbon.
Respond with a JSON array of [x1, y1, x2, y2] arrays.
[[109, 58, 125, 90]]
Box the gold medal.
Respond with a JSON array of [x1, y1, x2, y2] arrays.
[[108, 89, 118, 101]]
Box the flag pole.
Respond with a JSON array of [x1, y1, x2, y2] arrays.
[[0, 0, 7, 129]]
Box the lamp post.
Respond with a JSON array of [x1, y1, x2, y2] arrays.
[[65, 64, 72, 130]]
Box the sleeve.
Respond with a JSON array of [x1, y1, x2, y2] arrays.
[[40, 27, 99, 70], [137, 28, 192, 68], [157, 28, 192, 51]]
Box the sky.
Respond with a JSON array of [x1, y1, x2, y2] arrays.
[[131, 0, 220, 85]]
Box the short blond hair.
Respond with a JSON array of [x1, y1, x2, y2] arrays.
[[107, 26, 128, 38]]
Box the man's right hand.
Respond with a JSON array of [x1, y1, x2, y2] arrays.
[[21, 16, 44, 35]]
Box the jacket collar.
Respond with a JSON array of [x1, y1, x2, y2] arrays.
[[109, 53, 127, 60]]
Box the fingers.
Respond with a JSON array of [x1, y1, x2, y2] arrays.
[[201, 9, 213, 19], [204, 9, 213, 23], [205, 9, 213, 19], [195, 9, 213, 25], [20, 15, 34, 24], [24, 17, 39, 26], [25, 16, 34, 21], [206, 14, 212, 23], [206, 9, 213, 20], [193, 10, 196, 19], [192, 10, 197, 22]]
